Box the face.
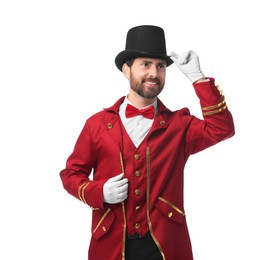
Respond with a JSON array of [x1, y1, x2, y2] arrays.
[[123, 57, 166, 99]]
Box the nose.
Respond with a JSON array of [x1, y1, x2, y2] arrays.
[[149, 66, 158, 77]]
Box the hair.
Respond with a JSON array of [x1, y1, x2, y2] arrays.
[[125, 57, 168, 68], [125, 58, 135, 68]]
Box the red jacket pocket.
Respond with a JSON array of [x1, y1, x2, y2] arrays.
[[155, 196, 185, 224], [92, 208, 115, 240]]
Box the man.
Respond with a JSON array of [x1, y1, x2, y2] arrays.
[[60, 25, 235, 260]]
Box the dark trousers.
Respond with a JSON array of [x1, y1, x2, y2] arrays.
[[125, 232, 163, 260]]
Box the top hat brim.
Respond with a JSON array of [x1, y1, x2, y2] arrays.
[[115, 50, 173, 71]]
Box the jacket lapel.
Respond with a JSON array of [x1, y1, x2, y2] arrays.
[[102, 97, 125, 151], [102, 115, 124, 151]]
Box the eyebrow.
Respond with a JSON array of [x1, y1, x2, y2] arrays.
[[140, 59, 166, 66]]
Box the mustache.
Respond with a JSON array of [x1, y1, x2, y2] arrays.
[[142, 77, 160, 84]]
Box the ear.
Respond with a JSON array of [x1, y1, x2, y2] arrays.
[[122, 63, 130, 80]]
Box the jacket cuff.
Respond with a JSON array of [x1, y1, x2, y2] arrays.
[[193, 77, 227, 116], [78, 179, 107, 209]]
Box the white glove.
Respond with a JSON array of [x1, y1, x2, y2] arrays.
[[170, 50, 205, 83], [103, 173, 128, 204]]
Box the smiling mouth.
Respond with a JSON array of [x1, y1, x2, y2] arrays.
[[143, 79, 160, 87]]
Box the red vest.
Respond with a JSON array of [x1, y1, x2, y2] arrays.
[[121, 123, 150, 237]]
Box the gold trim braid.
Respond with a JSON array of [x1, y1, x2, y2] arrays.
[[158, 196, 185, 216], [78, 181, 90, 203], [81, 182, 90, 204], [202, 96, 225, 111], [203, 105, 227, 116], [146, 147, 166, 260], [93, 208, 111, 233], [201, 92, 228, 116], [120, 152, 127, 260]]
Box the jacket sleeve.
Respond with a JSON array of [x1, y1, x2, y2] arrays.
[[183, 77, 235, 155], [59, 121, 106, 209]]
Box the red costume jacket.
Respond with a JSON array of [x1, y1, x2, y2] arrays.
[[60, 78, 235, 260]]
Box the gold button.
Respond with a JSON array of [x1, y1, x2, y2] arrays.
[[160, 120, 166, 126], [216, 85, 223, 95], [135, 223, 141, 229], [135, 205, 141, 211], [134, 154, 140, 160], [135, 189, 141, 195], [168, 212, 173, 218], [135, 170, 141, 177], [107, 123, 113, 129], [102, 226, 106, 232]]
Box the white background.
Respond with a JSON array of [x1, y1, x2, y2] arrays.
[[1, 0, 275, 259]]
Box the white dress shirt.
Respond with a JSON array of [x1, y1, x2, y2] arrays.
[[119, 97, 158, 147]]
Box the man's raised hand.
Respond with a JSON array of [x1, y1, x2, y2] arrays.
[[170, 50, 205, 83]]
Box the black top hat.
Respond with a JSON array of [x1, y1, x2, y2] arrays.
[[115, 25, 173, 71]]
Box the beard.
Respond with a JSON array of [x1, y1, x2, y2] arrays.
[[129, 72, 164, 99]]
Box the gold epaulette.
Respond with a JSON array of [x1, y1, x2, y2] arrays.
[[201, 85, 227, 116]]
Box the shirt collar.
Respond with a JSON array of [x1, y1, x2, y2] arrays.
[[120, 96, 158, 118]]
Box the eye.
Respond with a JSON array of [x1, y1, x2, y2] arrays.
[[144, 62, 151, 67], [158, 63, 165, 69]]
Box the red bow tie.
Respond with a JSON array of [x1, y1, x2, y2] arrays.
[[125, 104, 155, 119]]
